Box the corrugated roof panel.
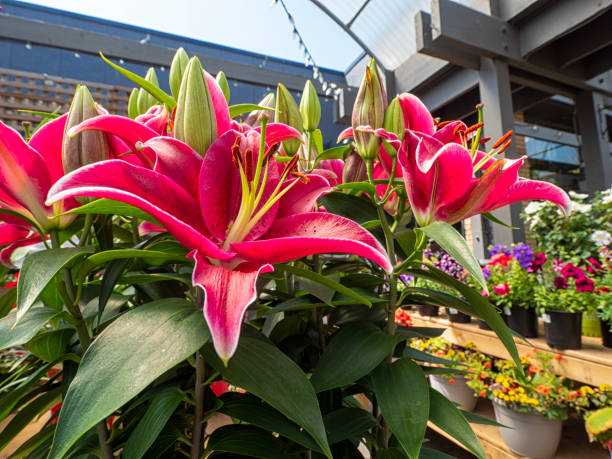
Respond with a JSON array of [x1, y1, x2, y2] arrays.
[[321, 0, 370, 24], [349, 0, 430, 70]]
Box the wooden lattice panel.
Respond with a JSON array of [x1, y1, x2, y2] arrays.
[[0, 67, 131, 133]]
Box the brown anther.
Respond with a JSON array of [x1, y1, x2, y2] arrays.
[[492, 130, 513, 149], [479, 137, 491, 144], [465, 122, 484, 135], [244, 148, 254, 182], [497, 138, 512, 154], [280, 154, 299, 180], [263, 143, 280, 163], [291, 170, 310, 184], [231, 137, 243, 168], [453, 124, 466, 136], [437, 120, 454, 129]]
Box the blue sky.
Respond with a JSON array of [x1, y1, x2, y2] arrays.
[[20, 0, 363, 71]]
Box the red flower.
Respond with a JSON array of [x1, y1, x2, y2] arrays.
[[597, 286, 611, 294], [484, 361, 492, 369], [528, 365, 540, 375], [210, 381, 229, 396], [575, 276, 595, 293], [528, 253, 547, 273], [489, 253, 513, 268], [479, 371, 488, 379], [448, 378, 456, 385], [493, 283, 510, 295], [561, 263, 584, 279], [555, 354, 563, 362], [535, 384, 550, 395], [554, 276, 568, 290], [479, 390, 486, 397]]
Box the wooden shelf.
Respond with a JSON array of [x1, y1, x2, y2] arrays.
[[428, 399, 607, 459], [410, 313, 612, 386]]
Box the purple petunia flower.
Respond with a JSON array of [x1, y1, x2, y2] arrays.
[[489, 244, 511, 257], [512, 243, 534, 269]]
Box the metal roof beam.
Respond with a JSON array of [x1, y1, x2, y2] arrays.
[[0, 14, 346, 95], [555, 13, 612, 68]]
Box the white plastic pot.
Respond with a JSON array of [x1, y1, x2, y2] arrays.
[[429, 374, 477, 411]]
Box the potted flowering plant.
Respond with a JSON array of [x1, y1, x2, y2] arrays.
[[410, 337, 492, 411], [482, 350, 570, 458], [0, 48, 571, 459], [535, 259, 598, 349], [593, 249, 612, 346], [523, 188, 612, 265], [483, 244, 542, 337]]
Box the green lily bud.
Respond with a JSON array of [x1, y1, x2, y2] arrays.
[[169, 47, 189, 100], [352, 58, 387, 160], [299, 80, 320, 132], [275, 83, 303, 155], [215, 71, 230, 104], [136, 67, 160, 115], [62, 85, 110, 173], [174, 56, 217, 157], [382, 96, 403, 157], [244, 92, 275, 127], [342, 150, 368, 184], [127, 88, 139, 119]]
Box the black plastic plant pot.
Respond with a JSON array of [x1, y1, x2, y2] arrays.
[[601, 320, 612, 348], [506, 305, 538, 338], [544, 310, 582, 350], [416, 305, 439, 317], [446, 308, 471, 323], [478, 310, 507, 330]]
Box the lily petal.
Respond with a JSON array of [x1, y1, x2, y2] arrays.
[[28, 114, 67, 183], [232, 212, 393, 273], [494, 177, 572, 215], [433, 121, 465, 144], [0, 223, 30, 246], [190, 250, 273, 362], [0, 122, 53, 226], [0, 233, 42, 268], [46, 160, 233, 260], [205, 70, 231, 137], [147, 137, 203, 197], [68, 115, 158, 149], [276, 174, 332, 219], [398, 93, 435, 135], [254, 123, 303, 146], [337, 127, 354, 143]]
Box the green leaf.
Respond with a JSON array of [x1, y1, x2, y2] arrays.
[[0, 287, 17, 319], [428, 388, 486, 459], [420, 222, 487, 292], [0, 308, 60, 351], [100, 53, 176, 109], [26, 328, 75, 362], [312, 129, 324, 154], [266, 296, 326, 315], [319, 192, 378, 224], [16, 247, 93, 324], [202, 330, 331, 459], [218, 392, 319, 451], [403, 346, 465, 367], [276, 264, 371, 307], [48, 299, 209, 459], [122, 387, 185, 459], [205, 425, 295, 459], [461, 409, 507, 427], [336, 181, 378, 196], [324, 408, 375, 445], [395, 326, 445, 340], [65, 199, 161, 225], [419, 448, 454, 459], [405, 266, 521, 372], [310, 322, 396, 392], [371, 359, 429, 459], [85, 249, 188, 267], [377, 448, 408, 459], [315, 144, 351, 163], [7, 424, 55, 459], [482, 212, 519, 229], [229, 103, 274, 119], [0, 385, 63, 450], [395, 228, 417, 258]]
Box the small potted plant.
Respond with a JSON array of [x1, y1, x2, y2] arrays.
[[595, 250, 612, 347], [484, 244, 541, 337], [483, 350, 570, 459], [536, 260, 596, 349], [585, 407, 612, 458], [411, 337, 491, 411]]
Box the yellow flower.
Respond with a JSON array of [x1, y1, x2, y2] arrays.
[[599, 383, 611, 392]]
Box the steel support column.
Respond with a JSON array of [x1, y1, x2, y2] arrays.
[[576, 91, 612, 193], [476, 57, 524, 247]]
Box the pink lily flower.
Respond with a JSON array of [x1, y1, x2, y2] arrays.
[[47, 127, 392, 362], [0, 222, 43, 267], [398, 128, 571, 226], [0, 116, 78, 231]]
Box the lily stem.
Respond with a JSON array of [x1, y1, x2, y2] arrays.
[[191, 351, 205, 459], [78, 213, 93, 247], [49, 231, 114, 459]]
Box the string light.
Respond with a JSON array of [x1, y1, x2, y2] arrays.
[[272, 0, 343, 100]]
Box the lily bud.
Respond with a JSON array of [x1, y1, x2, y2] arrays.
[[169, 47, 189, 99], [127, 88, 139, 119], [244, 92, 275, 127], [275, 83, 303, 155], [136, 67, 160, 115], [62, 85, 110, 173], [215, 71, 230, 104], [174, 56, 217, 157], [299, 80, 320, 132], [342, 150, 368, 183], [352, 58, 387, 160], [382, 96, 403, 157]]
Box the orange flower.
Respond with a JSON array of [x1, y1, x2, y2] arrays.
[[479, 390, 486, 397], [535, 384, 550, 395], [555, 353, 562, 361], [449, 378, 456, 385], [480, 371, 488, 379], [528, 365, 540, 374], [484, 361, 491, 369]]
